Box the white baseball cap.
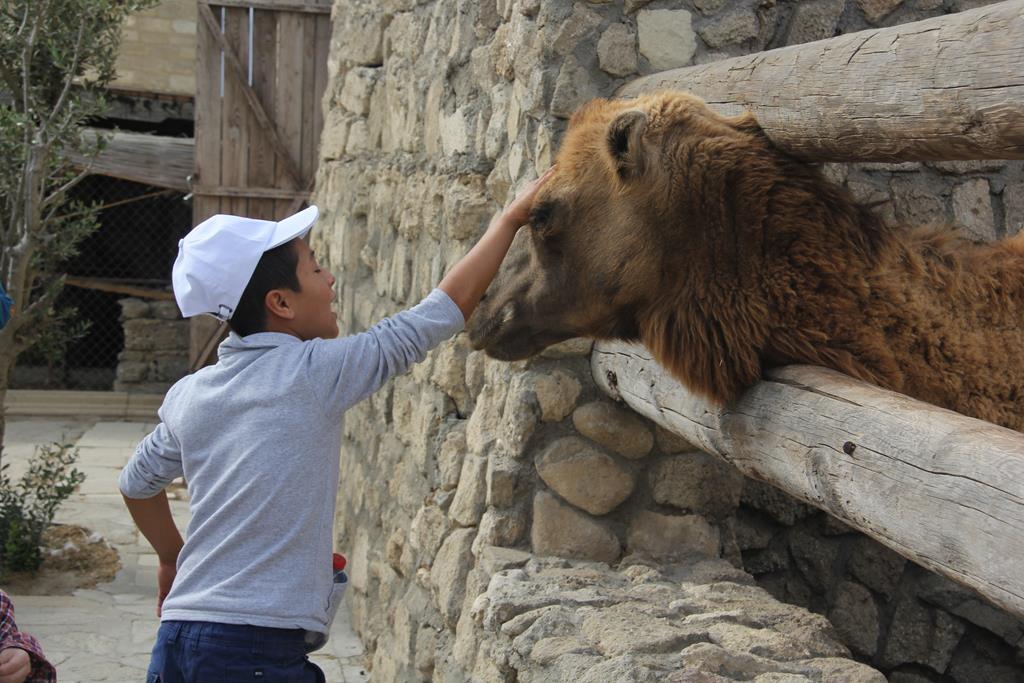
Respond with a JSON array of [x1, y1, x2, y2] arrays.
[[172, 205, 319, 320]]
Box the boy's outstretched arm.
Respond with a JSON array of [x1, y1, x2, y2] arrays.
[[122, 491, 184, 616], [438, 166, 555, 320]]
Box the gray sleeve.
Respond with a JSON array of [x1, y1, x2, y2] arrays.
[[118, 420, 184, 499], [307, 288, 465, 417]]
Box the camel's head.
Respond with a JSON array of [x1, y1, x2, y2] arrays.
[[468, 91, 767, 362]]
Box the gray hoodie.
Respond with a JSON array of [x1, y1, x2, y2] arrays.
[[119, 289, 464, 633]]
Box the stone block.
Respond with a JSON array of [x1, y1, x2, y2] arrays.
[[150, 301, 181, 320], [431, 528, 477, 628], [637, 9, 696, 71], [531, 369, 582, 422], [829, 581, 880, 657], [786, 0, 845, 45], [321, 109, 356, 160], [340, 67, 379, 115], [122, 319, 189, 352], [857, 0, 904, 22], [486, 454, 520, 508], [740, 478, 816, 526], [573, 402, 654, 459], [441, 107, 472, 156], [443, 178, 493, 241], [1002, 181, 1024, 235], [450, 455, 488, 527], [626, 509, 720, 559], [536, 437, 635, 516], [479, 546, 532, 576], [338, 12, 386, 66], [473, 507, 528, 554], [438, 427, 467, 491], [699, 8, 760, 49], [409, 504, 449, 564], [789, 528, 841, 592], [916, 572, 1024, 647], [499, 374, 541, 458], [118, 298, 150, 319], [531, 490, 621, 563], [881, 596, 965, 672], [552, 5, 602, 56], [597, 24, 638, 77], [952, 178, 996, 242], [345, 119, 373, 154], [849, 536, 906, 598], [929, 159, 1007, 174], [649, 451, 743, 520], [551, 55, 601, 119]]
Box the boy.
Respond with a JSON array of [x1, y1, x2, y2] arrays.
[[119, 167, 554, 682]]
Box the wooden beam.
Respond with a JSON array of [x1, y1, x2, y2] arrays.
[[207, 0, 331, 13], [619, 0, 1024, 162], [198, 1, 305, 188], [66, 130, 194, 192], [65, 277, 176, 301], [592, 341, 1024, 619], [192, 184, 310, 200]]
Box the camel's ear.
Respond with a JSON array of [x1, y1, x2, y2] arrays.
[[607, 110, 648, 179], [726, 111, 765, 136]]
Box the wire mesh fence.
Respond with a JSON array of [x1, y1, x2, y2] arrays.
[[12, 176, 192, 391]]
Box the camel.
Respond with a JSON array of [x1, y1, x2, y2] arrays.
[[467, 91, 1024, 431]]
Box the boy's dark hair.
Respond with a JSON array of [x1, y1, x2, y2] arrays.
[[228, 239, 302, 337]]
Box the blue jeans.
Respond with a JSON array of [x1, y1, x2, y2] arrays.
[[146, 620, 326, 683]]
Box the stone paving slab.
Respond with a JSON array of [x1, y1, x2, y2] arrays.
[[5, 415, 371, 682]]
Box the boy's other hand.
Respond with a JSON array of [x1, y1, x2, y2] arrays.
[[157, 560, 177, 617], [0, 647, 31, 683], [500, 166, 556, 230]]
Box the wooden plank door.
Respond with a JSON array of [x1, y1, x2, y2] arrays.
[[190, 0, 332, 369]]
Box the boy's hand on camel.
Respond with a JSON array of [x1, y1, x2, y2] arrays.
[[500, 166, 556, 230], [0, 647, 31, 683]]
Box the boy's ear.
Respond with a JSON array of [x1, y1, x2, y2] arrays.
[[264, 288, 295, 320]]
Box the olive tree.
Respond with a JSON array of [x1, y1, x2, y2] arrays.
[[0, 0, 157, 452]]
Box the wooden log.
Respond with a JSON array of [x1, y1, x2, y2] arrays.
[[191, 185, 309, 200], [64, 277, 175, 301], [592, 340, 1024, 618], [619, 0, 1024, 162], [66, 130, 193, 192]]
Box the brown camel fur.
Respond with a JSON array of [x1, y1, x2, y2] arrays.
[[467, 91, 1024, 431]]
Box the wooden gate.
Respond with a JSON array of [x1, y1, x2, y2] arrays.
[[190, 0, 332, 367]]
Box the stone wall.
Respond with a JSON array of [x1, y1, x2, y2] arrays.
[[314, 0, 1024, 680], [114, 298, 189, 393], [115, 0, 196, 96]]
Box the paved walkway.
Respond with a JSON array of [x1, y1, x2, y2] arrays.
[[4, 417, 370, 682]]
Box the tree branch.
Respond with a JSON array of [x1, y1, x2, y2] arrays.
[[44, 16, 88, 134]]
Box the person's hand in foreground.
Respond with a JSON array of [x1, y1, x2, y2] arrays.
[[0, 646, 31, 683]]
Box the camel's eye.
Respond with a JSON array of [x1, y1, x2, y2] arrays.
[[529, 202, 555, 230]]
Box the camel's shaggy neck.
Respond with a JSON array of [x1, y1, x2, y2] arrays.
[[750, 162, 1024, 430], [637, 141, 1024, 430]]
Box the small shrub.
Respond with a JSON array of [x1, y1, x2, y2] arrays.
[[0, 442, 85, 576]]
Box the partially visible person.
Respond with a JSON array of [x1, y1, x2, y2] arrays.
[[0, 591, 55, 683], [0, 282, 11, 329]]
